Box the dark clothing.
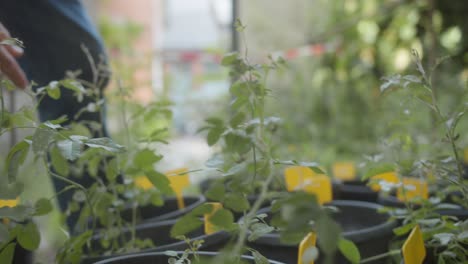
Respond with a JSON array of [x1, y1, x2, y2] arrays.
[[1, 0, 109, 232]]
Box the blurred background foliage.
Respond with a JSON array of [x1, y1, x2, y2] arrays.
[[234, 0, 468, 172]]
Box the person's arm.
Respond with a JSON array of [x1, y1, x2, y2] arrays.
[[0, 22, 28, 89]]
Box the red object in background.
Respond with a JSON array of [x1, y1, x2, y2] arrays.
[[181, 52, 200, 62], [311, 44, 325, 55], [285, 49, 299, 60]]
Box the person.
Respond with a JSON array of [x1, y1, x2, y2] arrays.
[[0, 0, 109, 234]]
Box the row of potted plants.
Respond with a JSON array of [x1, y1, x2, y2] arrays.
[[1, 24, 467, 264]]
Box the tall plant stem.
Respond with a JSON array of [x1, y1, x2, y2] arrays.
[[231, 168, 275, 257]]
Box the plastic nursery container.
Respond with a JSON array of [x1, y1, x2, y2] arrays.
[[94, 251, 286, 264], [120, 195, 205, 223], [12, 242, 33, 264], [377, 193, 468, 220], [332, 179, 378, 202], [247, 200, 397, 264], [81, 219, 230, 264]]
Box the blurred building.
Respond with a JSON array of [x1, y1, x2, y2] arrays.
[[96, 0, 231, 133]]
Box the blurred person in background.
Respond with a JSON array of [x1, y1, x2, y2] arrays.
[[0, 0, 110, 237]]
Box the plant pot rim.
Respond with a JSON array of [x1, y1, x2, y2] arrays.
[[249, 200, 397, 246], [84, 219, 229, 263], [148, 195, 206, 222], [94, 251, 286, 264]]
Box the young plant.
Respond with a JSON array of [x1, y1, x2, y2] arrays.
[[379, 50, 468, 263], [171, 20, 359, 264]]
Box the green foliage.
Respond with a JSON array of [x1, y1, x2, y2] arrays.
[[338, 238, 361, 264], [17, 221, 40, 250]]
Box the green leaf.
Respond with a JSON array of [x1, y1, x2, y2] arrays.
[[0, 242, 16, 264], [46, 81, 61, 100], [205, 154, 224, 168], [1, 79, 16, 91], [224, 132, 252, 155], [380, 74, 401, 93], [362, 163, 395, 180], [61, 79, 86, 94], [50, 146, 69, 176], [224, 193, 250, 212], [34, 198, 53, 216], [221, 52, 238, 66], [145, 170, 173, 195], [338, 238, 361, 264], [17, 222, 40, 250], [316, 214, 341, 256], [170, 216, 203, 237], [248, 222, 275, 242], [230, 111, 246, 127], [105, 158, 119, 181], [134, 149, 162, 170], [190, 203, 216, 216], [84, 138, 126, 153], [0, 223, 9, 243], [32, 128, 56, 156], [207, 128, 223, 146], [205, 182, 225, 201], [57, 139, 83, 161], [209, 208, 235, 230], [458, 231, 468, 241], [434, 233, 455, 246], [251, 249, 269, 264], [393, 223, 416, 236], [5, 140, 30, 182]]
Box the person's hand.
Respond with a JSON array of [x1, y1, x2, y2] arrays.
[[0, 22, 28, 89]]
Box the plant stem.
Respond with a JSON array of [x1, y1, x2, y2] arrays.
[[231, 167, 275, 257], [360, 249, 401, 263]]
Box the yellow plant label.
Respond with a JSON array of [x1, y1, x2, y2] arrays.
[[284, 166, 332, 204], [298, 232, 317, 264], [166, 168, 190, 209], [402, 225, 426, 264], [204, 202, 223, 235], [397, 177, 428, 202], [370, 171, 399, 191], [0, 198, 19, 225], [134, 176, 153, 190], [464, 148, 468, 164], [135, 168, 191, 209], [332, 162, 356, 181], [0, 198, 19, 208]]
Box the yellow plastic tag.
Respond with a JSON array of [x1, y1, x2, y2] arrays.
[[397, 177, 428, 202], [204, 202, 223, 235], [285, 166, 318, 191], [464, 148, 468, 164], [332, 162, 356, 181], [0, 198, 19, 225], [402, 225, 426, 264], [0, 198, 19, 208], [298, 232, 317, 264], [370, 171, 399, 191], [166, 168, 190, 209], [284, 166, 332, 204], [134, 176, 154, 190]]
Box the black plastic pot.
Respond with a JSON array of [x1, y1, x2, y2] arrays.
[[12, 242, 33, 264], [377, 193, 468, 220], [94, 251, 286, 264], [81, 219, 230, 264], [120, 195, 205, 223], [247, 200, 397, 264], [332, 179, 378, 202]]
